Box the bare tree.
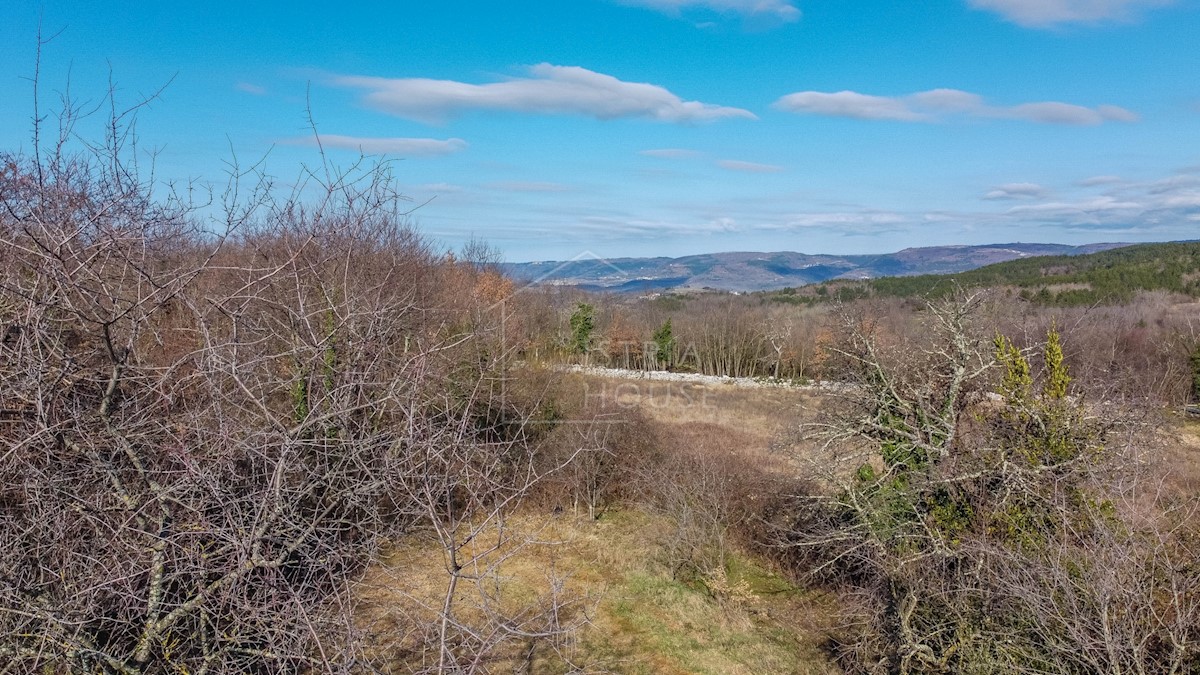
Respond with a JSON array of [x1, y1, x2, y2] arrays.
[[0, 66, 585, 673]]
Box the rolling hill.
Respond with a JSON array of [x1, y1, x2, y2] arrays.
[[502, 242, 1131, 293], [859, 240, 1200, 305]]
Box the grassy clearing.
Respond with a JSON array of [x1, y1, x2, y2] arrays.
[[1164, 415, 1200, 493], [352, 372, 1198, 673], [355, 509, 837, 674], [566, 373, 828, 474], [589, 377, 816, 442]]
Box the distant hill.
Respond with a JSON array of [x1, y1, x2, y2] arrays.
[[858, 240, 1200, 305], [502, 242, 1131, 293]]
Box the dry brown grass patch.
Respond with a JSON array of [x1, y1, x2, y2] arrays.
[[353, 510, 837, 674]]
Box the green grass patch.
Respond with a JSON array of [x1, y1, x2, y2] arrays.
[[574, 525, 835, 674], [359, 509, 836, 674]]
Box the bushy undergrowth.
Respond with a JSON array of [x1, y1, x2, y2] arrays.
[[780, 295, 1200, 674], [0, 104, 574, 672], [5, 77, 1199, 675]]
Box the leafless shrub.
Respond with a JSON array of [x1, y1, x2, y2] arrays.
[[0, 71, 581, 673], [782, 293, 1200, 674], [531, 379, 662, 521]]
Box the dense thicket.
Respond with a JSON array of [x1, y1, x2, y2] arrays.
[[0, 103, 580, 672], [781, 295, 1200, 673]]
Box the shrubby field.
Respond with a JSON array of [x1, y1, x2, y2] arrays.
[[3, 89, 1200, 674]]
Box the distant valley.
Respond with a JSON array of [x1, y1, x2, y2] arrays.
[[502, 242, 1132, 293]]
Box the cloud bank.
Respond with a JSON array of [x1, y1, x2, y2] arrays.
[[282, 135, 468, 156], [333, 65, 756, 124], [443, 168, 1199, 257], [966, 0, 1176, 27], [774, 88, 1137, 125], [967, 173, 1200, 233], [616, 0, 801, 21]]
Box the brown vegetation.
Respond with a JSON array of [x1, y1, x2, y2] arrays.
[[777, 294, 1200, 674], [5, 71, 1200, 675], [0, 90, 581, 673]]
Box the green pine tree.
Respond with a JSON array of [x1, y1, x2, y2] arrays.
[[651, 318, 675, 369], [569, 303, 595, 358], [1190, 342, 1200, 404], [1043, 326, 1071, 400], [994, 332, 1032, 404]]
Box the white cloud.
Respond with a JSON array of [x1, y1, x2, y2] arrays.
[[1006, 102, 1123, 125], [281, 135, 468, 156], [617, 0, 801, 21], [574, 215, 742, 237], [640, 148, 704, 158], [983, 182, 1049, 200], [332, 64, 756, 124], [1096, 105, 1141, 122], [774, 87, 1137, 125], [235, 82, 267, 96], [451, 167, 1199, 253], [1077, 175, 1125, 186], [774, 91, 925, 121], [998, 175, 1200, 229], [717, 159, 785, 173], [778, 211, 908, 235], [966, 0, 1176, 27], [1006, 196, 1144, 219], [416, 182, 465, 193], [909, 88, 987, 114], [486, 181, 572, 192], [1146, 174, 1200, 194]]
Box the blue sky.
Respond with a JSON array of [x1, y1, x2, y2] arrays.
[[3, 0, 1199, 261]]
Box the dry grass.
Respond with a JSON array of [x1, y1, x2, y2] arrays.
[[352, 373, 1200, 673], [354, 513, 601, 673], [1160, 415, 1200, 494], [354, 510, 837, 674], [351, 370, 841, 673], [599, 379, 814, 438], [565, 374, 828, 473]]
